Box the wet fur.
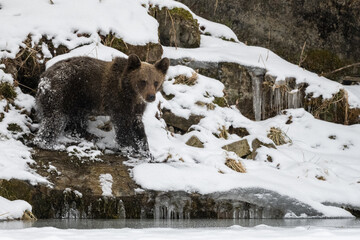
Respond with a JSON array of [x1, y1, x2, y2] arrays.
[[35, 55, 169, 156]]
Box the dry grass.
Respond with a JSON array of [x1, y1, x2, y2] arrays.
[[267, 127, 292, 145], [225, 158, 246, 173], [312, 89, 349, 124], [218, 126, 229, 140], [21, 210, 37, 221], [174, 72, 198, 86], [195, 101, 215, 110]]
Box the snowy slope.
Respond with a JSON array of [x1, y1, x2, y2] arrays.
[[0, 0, 359, 219]]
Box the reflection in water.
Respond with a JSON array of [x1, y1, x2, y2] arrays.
[[1, 218, 360, 230]]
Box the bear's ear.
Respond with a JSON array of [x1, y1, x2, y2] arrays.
[[127, 54, 141, 71], [155, 57, 170, 75]]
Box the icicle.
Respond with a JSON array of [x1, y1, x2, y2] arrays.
[[252, 76, 262, 121]]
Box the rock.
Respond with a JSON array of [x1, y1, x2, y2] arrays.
[[1, 149, 356, 219], [162, 109, 203, 133], [185, 135, 204, 148], [149, 7, 200, 48], [247, 138, 276, 160], [100, 33, 163, 63], [228, 126, 250, 138], [222, 139, 251, 158], [212, 97, 228, 107], [252, 138, 276, 151]]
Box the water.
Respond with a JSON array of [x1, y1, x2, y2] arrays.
[[1, 219, 360, 230]]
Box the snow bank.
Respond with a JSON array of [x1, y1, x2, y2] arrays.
[[163, 36, 359, 108], [0, 197, 31, 221], [0, 0, 159, 59], [135, 65, 360, 217], [1, 226, 360, 240]]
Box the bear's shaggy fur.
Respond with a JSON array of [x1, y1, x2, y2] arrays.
[[35, 54, 169, 156]]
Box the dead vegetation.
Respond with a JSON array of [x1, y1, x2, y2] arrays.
[[174, 72, 198, 85], [195, 101, 216, 110], [217, 126, 229, 140], [0, 82, 17, 100], [21, 210, 37, 221], [225, 158, 246, 173], [267, 127, 292, 146], [306, 89, 352, 125], [1, 35, 68, 95]]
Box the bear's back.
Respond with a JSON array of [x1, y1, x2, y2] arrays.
[[38, 56, 113, 115]]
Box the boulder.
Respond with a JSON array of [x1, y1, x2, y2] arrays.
[[247, 138, 276, 160], [185, 135, 204, 148], [149, 7, 200, 48], [222, 139, 251, 158], [162, 109, 203, 133], [100, 33, 163, 63]]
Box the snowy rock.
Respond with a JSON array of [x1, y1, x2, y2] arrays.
[[170, 58, 360, 124], [149, 7, 201, 48], [162, 109, 203, 133], [247, 138, 276, 160], [185, 135, 204, 148], [222, 139, 251, 158], [99, 33, 163, 63]]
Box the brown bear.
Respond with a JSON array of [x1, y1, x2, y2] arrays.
[[35, 54, 169, 157]]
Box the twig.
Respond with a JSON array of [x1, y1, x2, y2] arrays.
[[298, 41, 307, 67], [167, 9, 178, 49], [214, 0, 218, 14], [14, 80, 37, 93], [344, 90, 349, 125], [322, 62, 360, 76]]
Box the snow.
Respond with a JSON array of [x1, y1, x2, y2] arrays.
[[0, 0, 159, 59], [46, 43, 127, 69], [0, 197, 31, 221], [99, 174, 113, 197], [1, 226, 360, 240]]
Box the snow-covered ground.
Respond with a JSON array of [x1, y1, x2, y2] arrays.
[[0, 0, 360, 219], [0, 197, 31, 221], [1, 225, 360, 240]]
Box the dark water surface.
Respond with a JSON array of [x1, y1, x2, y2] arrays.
[[1, 219, 360, 230]]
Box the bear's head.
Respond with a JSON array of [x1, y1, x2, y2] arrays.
[[126, 54, 169, 103]]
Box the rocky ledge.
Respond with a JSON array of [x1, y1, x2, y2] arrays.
[[1, 149, 358, 219]]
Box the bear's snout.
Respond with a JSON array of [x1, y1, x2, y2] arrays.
[[146, 94, 156, 102]]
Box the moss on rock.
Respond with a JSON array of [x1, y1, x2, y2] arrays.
[[7, 123, 22, 133], [149, 6, 200, 48], [100, 33, 163, 63], [0, 82, 17, 100]]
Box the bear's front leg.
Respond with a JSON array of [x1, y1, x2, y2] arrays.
[[113, 113, 150, 159], [132, 114, 151, 157]]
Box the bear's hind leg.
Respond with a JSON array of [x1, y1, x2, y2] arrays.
[[65, 112, 89, 138], [35, 111, 68, 149]]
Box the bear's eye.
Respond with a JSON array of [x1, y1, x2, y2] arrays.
[[154, 81, 159, 88], [140, 80, 147, 87]]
